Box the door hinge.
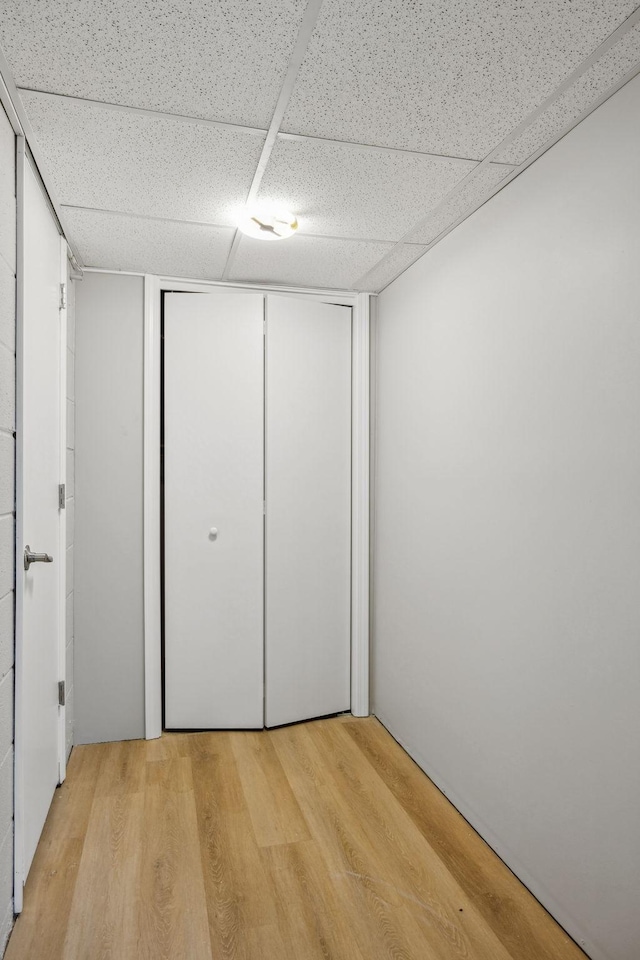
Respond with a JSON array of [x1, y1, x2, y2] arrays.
[[58, 681, 66, 707], [263, 500, 266, 515], [59, 483, 66, 509], [59, 282, 67, 310]]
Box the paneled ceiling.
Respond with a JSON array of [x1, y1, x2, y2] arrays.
[[1, 1, 639, 292]]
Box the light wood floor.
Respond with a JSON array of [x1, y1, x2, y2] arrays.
[[6, 716, 587, 960]]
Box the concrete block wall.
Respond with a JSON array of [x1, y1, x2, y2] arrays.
[[0, 104, 16, 952]]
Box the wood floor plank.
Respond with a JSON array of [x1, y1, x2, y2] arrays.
[[191, 733, 279, 959], [137, 758, 213, 960], [61, 791, 147, 959], [308, 719, 517, 955], [343, 717, 587, 960], [65, 742, 106, 786], [6, 718, 589, 960], [271, 723, 443, 960], [261, 840, 369, 960], [5, 745, 103, 959], [142, 732, 186, 762], [5, 836, 85, 960], [182, 731, 230, 760], [244, 923, 290, 957], [93, 738, 147, 797], [231, 730, 311, 847]]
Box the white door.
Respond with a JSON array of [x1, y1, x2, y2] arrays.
[[265, 296, 351, 727], [164, 293, 264, 728], [15, 153, 65, 901]]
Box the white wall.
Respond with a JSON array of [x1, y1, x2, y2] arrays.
[[0, 102, 16, 955], [74, 272, 144, 743], [373, 74, 640, 960]]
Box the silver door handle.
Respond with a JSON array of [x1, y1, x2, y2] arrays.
[[24, 546, 54, 571]]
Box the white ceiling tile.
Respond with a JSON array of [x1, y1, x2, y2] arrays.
[[257, 137, 476, 241], [494, 23, 640, 164], [1, 0, 307, 128], [408, 164, 514, 245], [283, 0, 638, 157], [63, 208, 235, 279], [20, 92, 264, 226], [229, 234, 394, 290], [354, 244, 428, 293]]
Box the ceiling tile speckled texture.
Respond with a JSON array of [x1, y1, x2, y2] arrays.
[[258, 137, 477, 241], [0, 0, 308, 128], [229, 235, 394, 289], [63, 208, 235, 279], [21, 92, 265, 226], [494, 22, 640, 164], [1, 0, 639, 291], [282, 0, 639, 157], [409, 164, 515, 245]]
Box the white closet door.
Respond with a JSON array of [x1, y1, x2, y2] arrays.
[[164, 293, 264, 729], [265, 296, 351, 728]]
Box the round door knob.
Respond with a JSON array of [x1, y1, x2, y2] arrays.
[[209, 527, 218, 541]]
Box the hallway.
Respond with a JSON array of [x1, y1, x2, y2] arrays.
[[6, 716, 586, 960]]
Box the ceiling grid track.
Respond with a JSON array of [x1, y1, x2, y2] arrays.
[[3, 1, 640, 291], [16, 86, 495, 167], [15, 87, 270, 137], [275, 131, 493, 165], [221, 0, 326, 281], [59, 202, 425, 248], [354, 3, 640, 290]]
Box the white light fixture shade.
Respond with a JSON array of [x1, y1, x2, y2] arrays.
[[238, 204, 299, 241]]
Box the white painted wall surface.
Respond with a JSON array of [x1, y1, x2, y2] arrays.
[[373, 75, 640, 960], [74, 272, 144, 743], [0, 103, 16, 955]]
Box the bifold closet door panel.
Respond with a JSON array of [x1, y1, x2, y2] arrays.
[[265, 296, 352, 728], [164, 293, 264, 729]]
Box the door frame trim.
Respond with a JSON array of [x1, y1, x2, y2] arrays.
[[142, 276, 162, 740], [351, 292, 370, 718], [142, 277, 370, 738], [14, 143, 67, 911], [57, 235, 68, 782]]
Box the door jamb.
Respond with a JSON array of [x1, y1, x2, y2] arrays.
[[142, 277, 370, 738], [351, 292, 370, 718], [57, 235, 68, 784], [142, 276, 162, 739], [14, 135, 25, 916]]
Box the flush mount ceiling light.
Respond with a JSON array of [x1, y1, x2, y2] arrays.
[[238, 204, 299, 241]]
